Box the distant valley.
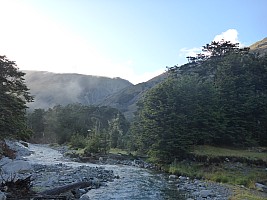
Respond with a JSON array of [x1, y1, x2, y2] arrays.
[[24, 70, 166, 120], [24, 37, 267, 120]]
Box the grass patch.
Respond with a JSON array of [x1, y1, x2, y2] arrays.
[[169, 162, 263, 187], [168, 146, 267, 200], [109, 148, 129, 155], [75, 148, 85, 155], [230, 186, 267, 200], [168, 146, 267, 188], [169, 161, 204, 179], [192, 145, 267, 162]]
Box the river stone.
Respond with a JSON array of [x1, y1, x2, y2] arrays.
[[1, 160, 32, 173], [199, 189, 212, 198], [0, 157, 12, 166], [179, 176, 188, 180], [79, 194, 90, 200], [5, 140, 31, 157], [0, 192, 6, 200], [255, 182, 267, 192], [169, 175, 177, 179]]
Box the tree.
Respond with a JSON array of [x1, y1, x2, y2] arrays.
[[27, 109, 45, 142], [131, 75, 218, 163], [214, 53, 267, 145], [0, 55, 33, 139], [132, 40, 267, 164], [27, 104, 130, 149]]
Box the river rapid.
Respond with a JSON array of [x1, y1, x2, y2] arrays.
[[26, 144, 185, 200]]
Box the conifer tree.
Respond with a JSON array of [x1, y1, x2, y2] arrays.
[[0, 55, 33, 139]]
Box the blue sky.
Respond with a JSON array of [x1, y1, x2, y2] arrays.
[[0, 0, 266, 84]]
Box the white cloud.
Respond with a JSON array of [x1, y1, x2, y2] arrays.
[[213, 29, 244, 47], [179, 29, 244, 62]]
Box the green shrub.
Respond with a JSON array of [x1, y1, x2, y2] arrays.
[[69, 133, 87, 149], [84, 136, 101, 155]]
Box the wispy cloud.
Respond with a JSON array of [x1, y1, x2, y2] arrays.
[[179, 47, 202, 57]]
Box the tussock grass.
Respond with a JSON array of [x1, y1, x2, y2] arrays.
[[192, 145, 267, 162], [169, 146, 267, 200], [109, 148, 129, 155], [230, 186, 267, 200]]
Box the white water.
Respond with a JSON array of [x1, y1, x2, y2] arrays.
[[26, 144, 184, 199]]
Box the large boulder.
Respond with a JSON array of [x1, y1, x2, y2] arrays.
[[5, 140, 31, 158], [1, 160, 32, 174]]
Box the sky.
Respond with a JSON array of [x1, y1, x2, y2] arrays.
[[0, 0, 266, 84]]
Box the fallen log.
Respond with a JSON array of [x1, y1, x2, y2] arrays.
[[40, 181, 93, 195]]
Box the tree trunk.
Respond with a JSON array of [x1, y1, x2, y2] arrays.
[[40, 181, 93, 195]]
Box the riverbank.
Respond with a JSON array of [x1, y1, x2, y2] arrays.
[[63, 144, 267, 199], [0, 140, 118, 199], [168, 146, 267, 200], [57, 145, 235, 199], [1, 141, 265, 199]]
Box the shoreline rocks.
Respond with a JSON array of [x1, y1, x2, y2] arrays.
[[171, 175, 232, 200], [1, 141, 234, 199], [0, 141, 117, 199]]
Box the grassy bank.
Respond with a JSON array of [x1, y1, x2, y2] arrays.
[[168, 145, 267, 200]]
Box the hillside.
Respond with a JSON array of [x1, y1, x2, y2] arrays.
[[250, 37, 267, 56], [24, 71, 132, 110], [24, 70, 166, 120], [24, 37, 267, 120], [100, 73, 167, 119]]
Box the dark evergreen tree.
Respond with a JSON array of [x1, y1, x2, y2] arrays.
[[0, 55, 33, 139], [131, 40, 267, 163], [27, 104, 130, 149], [27, 109, 45, 142]]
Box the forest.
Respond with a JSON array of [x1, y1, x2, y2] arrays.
[[27, 104, 130, 153], [130, 41, 267, 163], [1, 40, 267, 164]]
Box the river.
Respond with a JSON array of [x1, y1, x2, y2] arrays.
[[26, 144, 185, 199]]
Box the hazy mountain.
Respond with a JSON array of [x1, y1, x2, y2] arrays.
[[24, 70, 166, 120], [24, 37, 266, 120], [24, 71, 132, 110], [100, 73, 167, 119]]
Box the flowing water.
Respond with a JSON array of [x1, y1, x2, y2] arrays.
[[26, 144, 185, 200]]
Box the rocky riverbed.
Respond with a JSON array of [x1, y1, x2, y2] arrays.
[[0, 140, 233, 199], [0, 140, 118, 199], [169, 175, 231, 200]]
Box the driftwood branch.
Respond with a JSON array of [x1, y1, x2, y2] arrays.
[[40, 181, 93, 195]]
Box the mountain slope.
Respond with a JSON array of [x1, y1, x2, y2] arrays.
[[24, 70, 133, 109], [24, 37, 266, 120], [100, 73, 167, 119], [250, 37, 267, 56]]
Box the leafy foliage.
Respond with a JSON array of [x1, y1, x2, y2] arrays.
[[131, 40, 267, 163], [0, 55, 33, 139], [27, 104, 130, 152]]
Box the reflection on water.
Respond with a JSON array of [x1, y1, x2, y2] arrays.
[[26, 144, 185, 200]]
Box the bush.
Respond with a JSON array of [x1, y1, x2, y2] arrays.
[[69, 134, 87, 149], [84, 136, 101, 155]]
